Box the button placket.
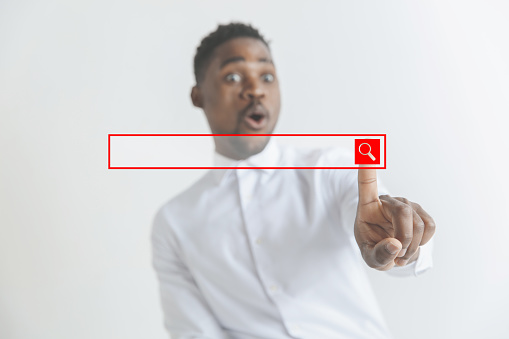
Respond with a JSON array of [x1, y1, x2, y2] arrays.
[[236, 169, 260, 208], [237, 169, 284, 300]]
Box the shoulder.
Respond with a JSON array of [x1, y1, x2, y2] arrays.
[[152, 170, 216, 236]]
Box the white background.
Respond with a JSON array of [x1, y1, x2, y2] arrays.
[[1, 1, 508, 338]]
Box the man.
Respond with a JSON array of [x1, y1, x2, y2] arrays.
[[151, 22, 436, 339]]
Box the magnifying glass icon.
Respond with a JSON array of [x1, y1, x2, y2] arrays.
[[359, 143, 376, 161]]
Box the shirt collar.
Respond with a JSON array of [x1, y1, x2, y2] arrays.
[[212, 137, 280, 185]]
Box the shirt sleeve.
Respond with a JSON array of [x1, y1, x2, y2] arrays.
[[329, 160, 434, 278], [151, 208, 230, 339]]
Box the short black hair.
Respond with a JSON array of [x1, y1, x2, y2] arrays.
[[193, 22, 270, 84]]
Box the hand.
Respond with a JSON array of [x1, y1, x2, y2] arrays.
[[354, 167, 436, 270]]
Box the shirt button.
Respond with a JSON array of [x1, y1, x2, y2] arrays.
[[288, 324, 301, 335], [269, 284, 279, 292], [255, 238, 262, 245], [286, 324, 301, 335]]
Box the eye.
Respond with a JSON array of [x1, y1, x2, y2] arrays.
[[224, 73, 241, 82], [262, 73, 275, 83]]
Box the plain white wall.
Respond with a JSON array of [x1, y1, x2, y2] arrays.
[[1, 0, 508, 338]]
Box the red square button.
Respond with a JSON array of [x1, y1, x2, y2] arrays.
[[355, 139, 380, 165]]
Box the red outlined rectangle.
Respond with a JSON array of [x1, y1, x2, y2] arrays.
[[108, 134, 386, 169]]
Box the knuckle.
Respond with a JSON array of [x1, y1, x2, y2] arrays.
[[427, 222, 437, 236], [401, 235, 413, 245], [428, 219, 436, 230], [425, 218, 437, 232], [398, 231, 413, 245], [414, 220, 425, 233], [400, 197, 410, 205], [397, 204, 413, 217]]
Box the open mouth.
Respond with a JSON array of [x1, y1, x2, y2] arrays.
[[244, 111, 267, 130], [242, 102, 269, 131], [249, 113, 264, 122]]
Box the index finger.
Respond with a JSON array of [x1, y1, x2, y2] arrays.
[[358, 166, 379, 205]]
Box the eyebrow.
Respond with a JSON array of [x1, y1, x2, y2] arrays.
[[219, 56, 273, 69]]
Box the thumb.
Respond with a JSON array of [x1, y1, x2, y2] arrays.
[[368, 238, 402, 269]]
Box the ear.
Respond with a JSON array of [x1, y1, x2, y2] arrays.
[[191, 85, 203, 108]]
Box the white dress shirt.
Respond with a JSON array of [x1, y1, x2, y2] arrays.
[[151, 138, 434, 339]]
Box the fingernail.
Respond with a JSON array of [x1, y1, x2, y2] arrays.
[[398, 248, 407, 257], [386, 243, 399, 254]]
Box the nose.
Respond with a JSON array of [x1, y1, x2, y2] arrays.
[[240, 77, 266, 101]]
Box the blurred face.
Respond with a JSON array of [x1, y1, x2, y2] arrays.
[[191, 37, 281, 160]]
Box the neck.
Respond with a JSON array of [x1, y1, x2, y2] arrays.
[[214, 135, 270, 160]]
